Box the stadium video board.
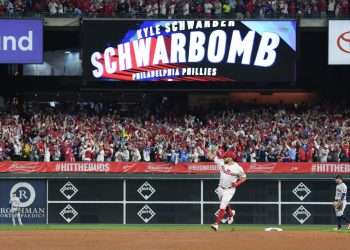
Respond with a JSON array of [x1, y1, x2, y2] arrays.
[[82, 19, 296, 83], [0, 19, 43, 64], [328, 20, 350, 65]]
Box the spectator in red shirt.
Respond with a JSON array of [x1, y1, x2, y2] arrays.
[[319, 0, 327, 17], [0, 3, 6, 15], [288, 0, 296, 17], [104, 1, 115, 16], [298, 145, 307, 162], [246, 0, 256, 17], [340, 0, 349, 16], [306, 143, 315, 162]]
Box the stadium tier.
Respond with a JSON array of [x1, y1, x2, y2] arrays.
[[0, 0, 349, 18], [0, 102, 349, 163]]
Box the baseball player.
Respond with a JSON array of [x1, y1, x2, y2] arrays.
[[208, 152, 247, 231], [333, 175, 350, 230], [9, 192, 23, 226]]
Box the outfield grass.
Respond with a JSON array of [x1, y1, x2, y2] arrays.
[[0, 224, 348, 233]]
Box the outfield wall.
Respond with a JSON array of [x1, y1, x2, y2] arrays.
[[0, 175, 347, 225]]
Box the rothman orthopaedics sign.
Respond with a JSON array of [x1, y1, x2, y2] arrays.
[[0, 19, 43, 64], [83, 20, 296, 82]]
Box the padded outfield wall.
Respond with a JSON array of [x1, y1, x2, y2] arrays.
[[0, 162, 349, 225]]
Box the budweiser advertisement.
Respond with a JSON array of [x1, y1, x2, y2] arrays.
[[328, 20, 350, 65], [83, 19, 296, 82], [1, 162, 350, 174]]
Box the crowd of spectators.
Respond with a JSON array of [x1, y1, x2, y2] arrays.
[[0, 0, 349, 18], [0, 101, 350, 163]]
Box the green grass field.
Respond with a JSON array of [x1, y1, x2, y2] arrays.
[[0, 224, 348, 233]]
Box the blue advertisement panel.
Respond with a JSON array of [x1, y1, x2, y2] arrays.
[[0, 19, 43, 64], [0, 180, 46, 224]]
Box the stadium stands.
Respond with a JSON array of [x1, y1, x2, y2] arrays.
[[1, 101, 349, 163], [0, 0, 349, 18]]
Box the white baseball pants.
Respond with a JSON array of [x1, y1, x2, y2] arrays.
[[216, 186, 236, 209]]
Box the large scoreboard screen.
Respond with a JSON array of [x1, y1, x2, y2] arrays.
[[82, 19, 296, 83]]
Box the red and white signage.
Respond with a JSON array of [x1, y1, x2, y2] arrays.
[[329, 20, 350, 65], [0, 161, 350, 174]]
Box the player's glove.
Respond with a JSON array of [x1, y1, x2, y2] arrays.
[[333, 200, 343, 210]]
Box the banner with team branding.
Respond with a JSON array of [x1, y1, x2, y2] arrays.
[[328, 20, 350, 65], [0, 180, 46, 224], [0, 161, 349, 174], [83, 19, 296, 82]]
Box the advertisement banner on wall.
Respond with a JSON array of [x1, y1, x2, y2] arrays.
[[83, 19, 296, 82], [1, 161, 350, 174], [0, 180, 46, 224], [0, 19, 43, 64], [328, 20, 350, 65]]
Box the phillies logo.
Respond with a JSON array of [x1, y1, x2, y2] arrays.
[[337, 31, 350, 54]]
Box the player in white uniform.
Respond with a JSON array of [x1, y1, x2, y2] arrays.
[[208, 152, 247, 231], [334, 175, 350, 230], [9, 192, 23, 226]]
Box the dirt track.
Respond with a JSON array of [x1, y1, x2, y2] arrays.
[[1, 230, 349, 250]]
